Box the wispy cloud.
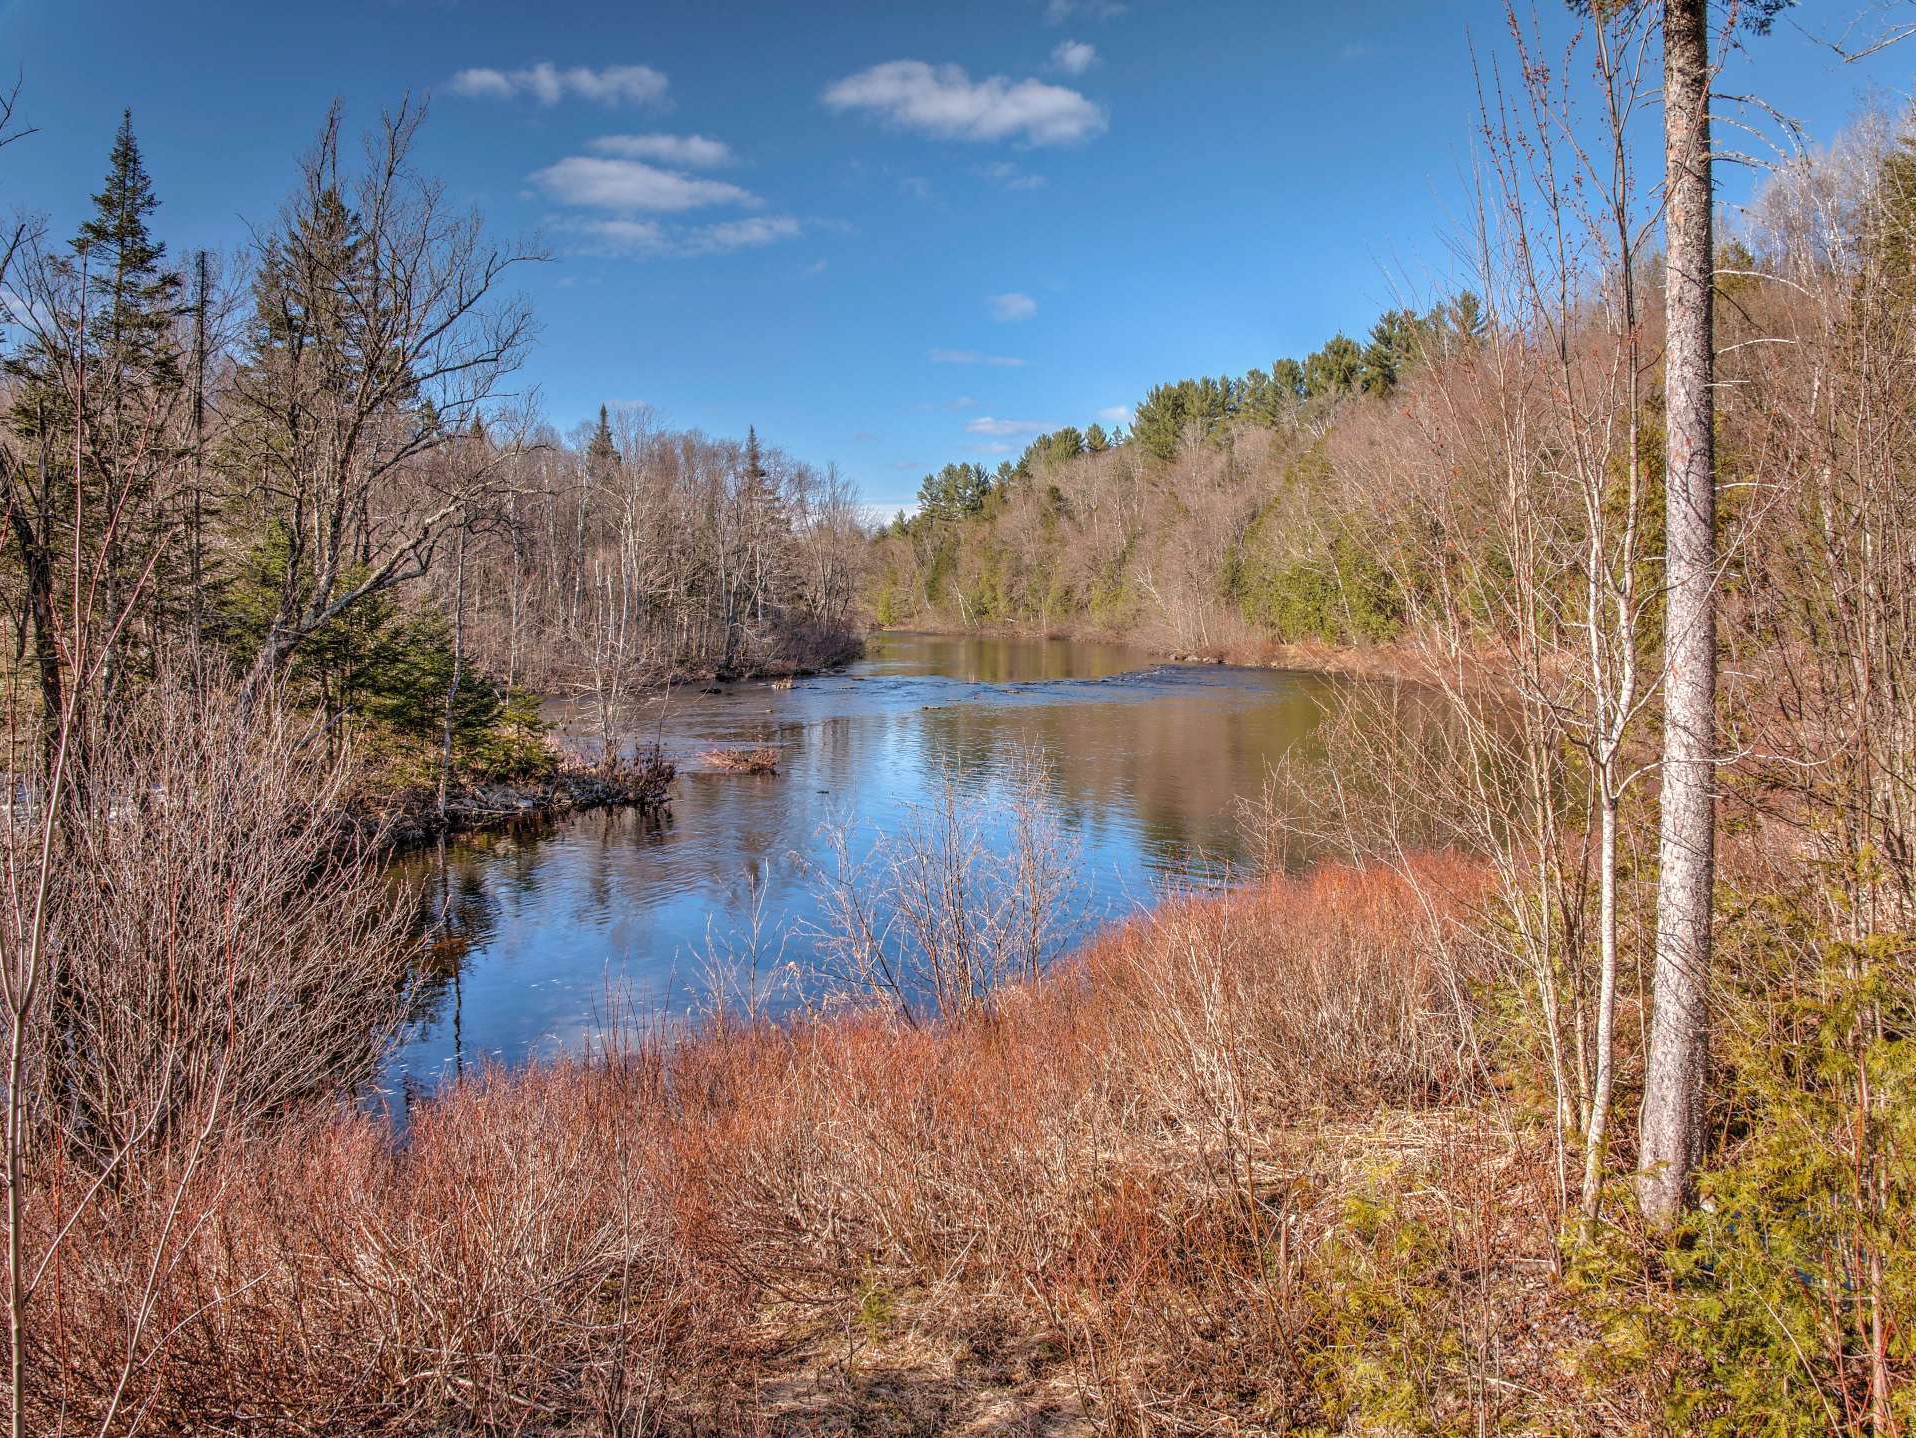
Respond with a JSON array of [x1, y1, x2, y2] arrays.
[[966, 416, 1049, 437], [989, 291, 1037, 322], [533, 155, 758, 213], [928, 348, 1028, 367], [980, 161, 1046, 190], [823, 60, 1106, 146], [450, 62, 669, 107], [1044, 0, 1127, 23], [1097, 404, 1132, 422], [569, 213, 802, 258], [686, 215, 801, 253], [586, 133, 734, 167], [1050, 39, 1099, 75]]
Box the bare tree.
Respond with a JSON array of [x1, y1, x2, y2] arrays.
[[228, 100, 538, 694]]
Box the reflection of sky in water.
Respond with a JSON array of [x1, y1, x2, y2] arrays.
[[382, 634, 1336, 1099]]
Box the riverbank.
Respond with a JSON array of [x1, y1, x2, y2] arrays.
[[32, 853, 1637, 1435], [874, 620, 1443, 683], [350, 751, 676, 853]]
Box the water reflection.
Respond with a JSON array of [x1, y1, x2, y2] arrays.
[[383, 633, 1337, 1092]]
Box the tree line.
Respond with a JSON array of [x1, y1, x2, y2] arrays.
[[0, 100, 864, 795]]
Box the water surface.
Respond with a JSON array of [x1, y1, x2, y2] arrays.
[[386, 633, 1335, 1092]]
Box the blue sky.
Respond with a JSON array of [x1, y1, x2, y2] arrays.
[[1, 0, 1908, 510]]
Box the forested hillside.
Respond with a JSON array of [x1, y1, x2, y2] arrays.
[[865, 299, 1485, 654]]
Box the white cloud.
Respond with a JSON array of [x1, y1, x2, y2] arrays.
[[981, 161, 1046, 190], [684, 215, 801, 253], [823, 60, 1106, 146], [450, 62, 669, 107], [1050, 40, 1098, 75], [1097, 404, 1132, 422], [1045, 0, 1126, 23], [928, 348, 1028, 367], [966, 416, 1049, 437], [570, 214, 801, 258], [533, 155, 759, 213], [573, 218, 669, 255], [989, 291, 1037, 322], [586, 133, 734, 167]]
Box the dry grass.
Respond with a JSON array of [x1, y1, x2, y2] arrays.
[[23, 852, 1606, 1436], [704, 745, 782, 774]]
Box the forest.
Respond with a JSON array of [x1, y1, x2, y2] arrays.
[[6, 0, 1916, 1433], [1, 99, 862, 805]]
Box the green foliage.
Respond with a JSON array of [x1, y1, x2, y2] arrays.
[[1303, 333, 1363, 399], [1360, 309, 1426, 395], [1659, 912, 1916, 1435], [917, 461, 991, 522], [1132, 375, 1237, 460], [1308, 1177, 1476, 1436], [465, 687, 559, 780], [215, 524, 548, 782], [1020, 425, 1085, 473], [1235, 522, 1403, 645], [586, 403, 619, 468], [78, 110, 184, 389], [1867, 115, 1916, 303]]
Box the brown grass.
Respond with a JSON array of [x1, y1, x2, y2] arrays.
[[703, 745, 781, 774], [27, 855, 1602, 1435]]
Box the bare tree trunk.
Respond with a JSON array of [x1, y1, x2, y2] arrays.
[[188, 249, 208, 648], [438, 521, 468, 822], [1640, 0, 1716, 1228]]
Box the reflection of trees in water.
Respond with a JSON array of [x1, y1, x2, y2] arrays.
[[403, 837, 505, 1084], [912, 681, 1334, 873], [898, 634, 1145, 684], [382, 647, 1353, 1081]]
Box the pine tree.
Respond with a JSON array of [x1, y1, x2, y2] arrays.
[[1, 110, 184, 738], [1358, 309, 1424, 395], [586, 404, 619, 468], [80, 110, 182, 391]]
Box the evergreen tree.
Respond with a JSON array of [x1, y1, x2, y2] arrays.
[[917, 462, 991, 521], [1302, 334, 1362, 398], [1, 110, 184, 735], [1359, 309, 1424, 395], [586, 404, 619, 468], [80, 110, 183, 390], [1084, 422, 1109, 453]]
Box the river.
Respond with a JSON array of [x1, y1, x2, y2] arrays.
[[381, 632, 1337, 1098]]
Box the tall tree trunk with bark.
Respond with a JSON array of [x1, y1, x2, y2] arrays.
[[1640, 0, 1715, 1228]]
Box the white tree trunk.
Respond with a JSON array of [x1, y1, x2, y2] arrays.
[[1640, 0, 1716, 1228]]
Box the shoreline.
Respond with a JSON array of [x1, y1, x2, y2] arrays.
[[351, 755, 676, 855], [870, 620, 1441, 682]]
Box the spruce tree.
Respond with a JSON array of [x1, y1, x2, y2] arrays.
[[81, 110, 182, 390], [586, 404, 618, 468]]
